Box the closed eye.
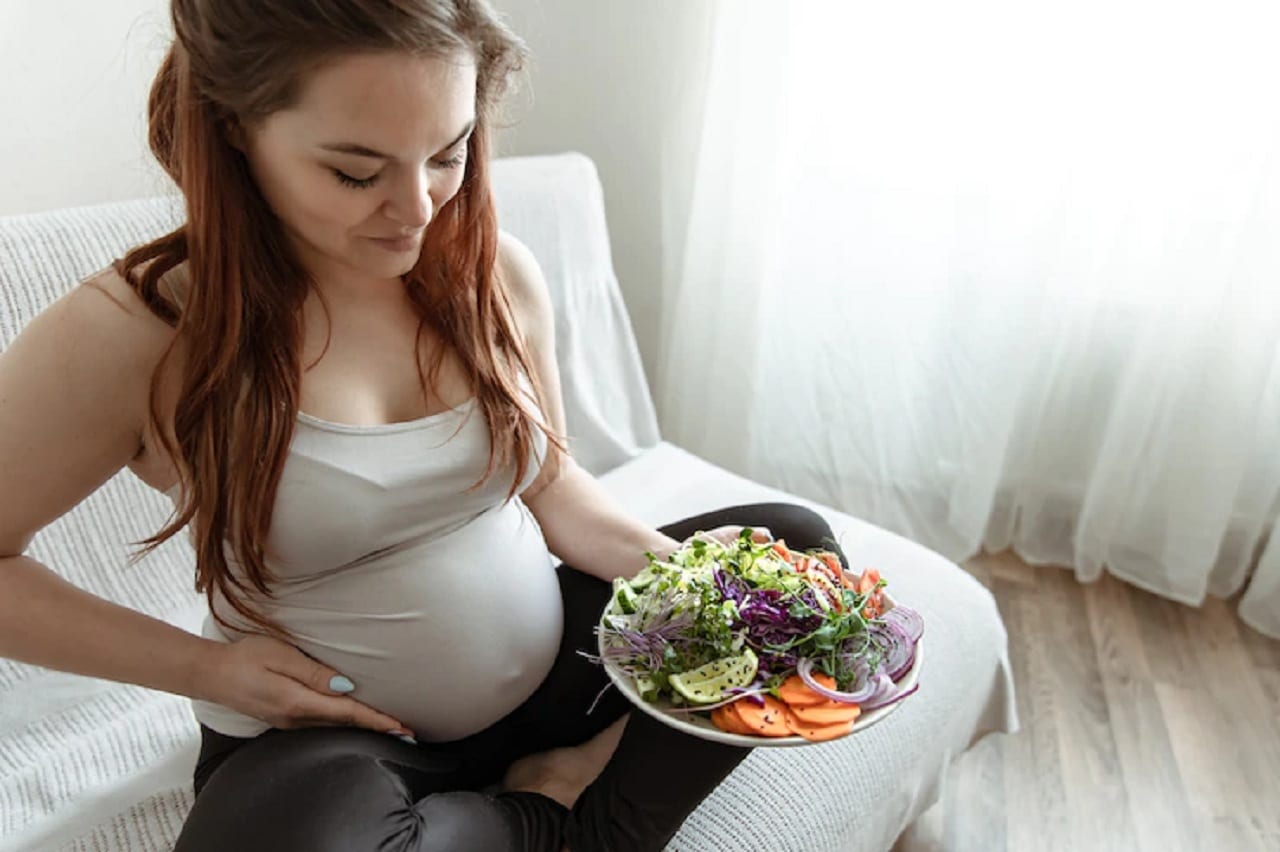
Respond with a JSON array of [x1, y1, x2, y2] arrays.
[[333, 170, 378, 189], [331, 151, 467, 190]]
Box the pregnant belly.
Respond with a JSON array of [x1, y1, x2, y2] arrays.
[[192, 499, 565, 742]]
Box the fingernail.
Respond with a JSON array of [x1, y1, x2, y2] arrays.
[[386, 730, 417, 744], [397, 735, 418, 745], [329, 675, 355, 693]]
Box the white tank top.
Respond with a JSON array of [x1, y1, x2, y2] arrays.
[[167, 376, 564, 742]]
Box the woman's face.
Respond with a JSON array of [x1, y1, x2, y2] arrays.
[[235, 51, 478, 289]]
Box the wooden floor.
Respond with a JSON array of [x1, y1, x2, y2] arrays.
[[892, 549, 1280, 852]]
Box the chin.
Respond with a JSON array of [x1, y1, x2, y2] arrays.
[[356, 243, 422, 275]]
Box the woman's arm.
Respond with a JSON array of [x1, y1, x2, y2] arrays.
[[0, 272, 220, 699], [497, 231, 679, 581], [524, 456, 679, 582]]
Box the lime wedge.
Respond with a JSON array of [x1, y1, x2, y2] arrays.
[[668, 648, 759, 704]]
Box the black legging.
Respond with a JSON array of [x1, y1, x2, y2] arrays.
[[173, 502, 847, 852]]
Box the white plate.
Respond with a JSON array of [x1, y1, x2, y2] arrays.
[[599, 590, 923, 747]]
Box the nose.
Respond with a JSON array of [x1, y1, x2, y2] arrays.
[[387, 167, 433, 230]]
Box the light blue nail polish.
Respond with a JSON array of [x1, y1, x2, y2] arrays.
[[397, 734, 418, 745], [330, 675, 355, 693]]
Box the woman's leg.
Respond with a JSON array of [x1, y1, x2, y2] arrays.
[[176, 723, 571, 852], [516, 502, 847, 852]]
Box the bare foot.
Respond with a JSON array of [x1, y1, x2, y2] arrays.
[[501, 713, 629, 811]]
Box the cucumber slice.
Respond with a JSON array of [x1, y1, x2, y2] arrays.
[[613, 578, 639, 614], [629, 567, 660, 591]]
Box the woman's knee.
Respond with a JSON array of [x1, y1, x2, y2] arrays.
[[178, 750, 414, 851], [179, 737, 517, 852]]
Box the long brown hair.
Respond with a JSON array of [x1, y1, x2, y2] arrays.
[[115, 0, 564, 644]]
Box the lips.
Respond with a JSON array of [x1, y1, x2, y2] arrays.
[[368, 233, 422, 251]]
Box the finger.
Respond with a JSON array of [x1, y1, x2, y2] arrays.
[[276, 654, 415, 736], [283, 653, 359, 698], [311, 696, 414, 737]]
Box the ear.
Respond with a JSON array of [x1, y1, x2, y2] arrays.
[[221, 115, 247, 153]]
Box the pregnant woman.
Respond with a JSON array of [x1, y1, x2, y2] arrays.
[[0, 1, 851, 849]]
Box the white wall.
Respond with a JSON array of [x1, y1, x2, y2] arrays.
[[0, 0, 177, 213], [0, 0, 714, 395]]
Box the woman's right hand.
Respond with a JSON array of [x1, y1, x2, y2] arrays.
[[200, 634, 414, 738]]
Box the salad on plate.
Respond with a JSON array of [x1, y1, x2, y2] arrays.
[[583, 528, 923, 744]]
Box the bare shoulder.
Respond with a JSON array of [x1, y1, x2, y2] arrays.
[[43, 263, 185, 451], [496, 229, 555, 343], [80, 263, 189, 483], [78, 263, 186, 367], [0, 263, 182, 554], [82, 260, 190, 324]]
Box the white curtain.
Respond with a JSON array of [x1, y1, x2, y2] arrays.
[[656, 0, 1280, 638]]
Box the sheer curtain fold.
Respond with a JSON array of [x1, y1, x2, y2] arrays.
[[657, 0, 1280, 638]]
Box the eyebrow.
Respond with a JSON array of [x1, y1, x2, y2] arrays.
[[319, 118, 476, 160]]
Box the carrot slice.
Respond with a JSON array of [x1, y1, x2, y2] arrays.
[[732, 695, 793, 737], [711, 704, 754, 736], [776, 674, 831, 707], [788, 700, 862, 726], [730, 704, 760, 736], [724, 698, 757, 732], [709, 705, 733, 733], [785, 713, 855, 742]]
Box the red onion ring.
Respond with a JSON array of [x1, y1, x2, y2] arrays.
[[873, 619, 918, 682], [882, 605, 924, 643], [863, 682, 919, 711], [796, 657, 879, 704]]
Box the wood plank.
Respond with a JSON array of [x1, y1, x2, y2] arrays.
[[1236, 613, 1280, 672], [991, 573, 1073, 852], [982, 548, 1037, 588], [1234, 610, 1280, 741], [1084, 574, 1200, 852], [1036, 567, 1139, 852], [1187, 596, 1280, 746], [1253, 668, 1280, 743], [1082, 573, 1152, 680], [1157, 595, 1280, 843], [1154, 680, 1278, 852], [1124, 585, 1206, 688]]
